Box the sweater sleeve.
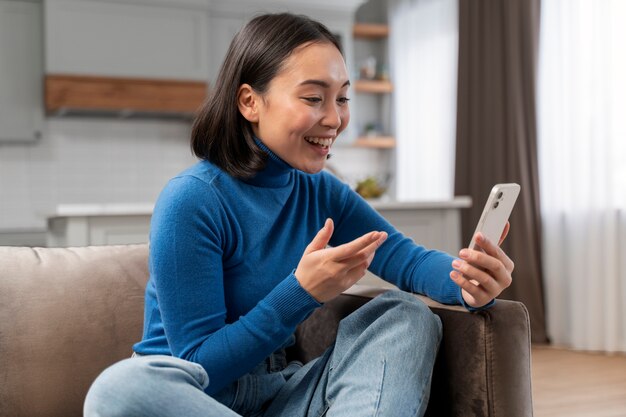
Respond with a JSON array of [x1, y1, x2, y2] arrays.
[[150, 176, 320, 395], [327, 179, 475, 307]]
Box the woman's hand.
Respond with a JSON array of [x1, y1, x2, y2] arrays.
[[450, 222, 514, 308], [295, 218, 387, 303]]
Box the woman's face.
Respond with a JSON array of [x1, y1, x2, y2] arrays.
[[243, 42, 351, 174]]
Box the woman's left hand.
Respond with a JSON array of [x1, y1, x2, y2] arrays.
[[450, 222, 514, 308]]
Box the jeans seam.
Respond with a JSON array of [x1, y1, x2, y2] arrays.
[[372, 358, 386, 417], [315, 402, 331, 417]]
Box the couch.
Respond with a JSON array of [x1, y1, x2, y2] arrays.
[[0, 244, 533, 416]]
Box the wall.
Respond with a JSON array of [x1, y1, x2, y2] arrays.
[[0, 0, 385, 246], [0, 121, 383, 246], [0, 118, 196, 244]]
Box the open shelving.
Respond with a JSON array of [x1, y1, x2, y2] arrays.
[[352, 22, 394, 149]]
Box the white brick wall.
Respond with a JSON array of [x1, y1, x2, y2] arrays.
[[0, 118, 386, 232], [0, 118, 196, 230]]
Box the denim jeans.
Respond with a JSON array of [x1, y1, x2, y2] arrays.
[[84, 290, 442, 417]]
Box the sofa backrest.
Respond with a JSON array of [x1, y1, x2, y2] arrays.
[[0, 244, 149, 417]]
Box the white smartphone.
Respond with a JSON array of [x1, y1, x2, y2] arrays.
[[469, 183, 520, 250]]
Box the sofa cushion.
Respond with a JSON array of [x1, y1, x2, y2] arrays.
[[0, 244, 149, 417], [0, 244, 533, 417]]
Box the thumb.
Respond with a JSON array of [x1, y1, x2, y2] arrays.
[[304, 218, 334, 255]]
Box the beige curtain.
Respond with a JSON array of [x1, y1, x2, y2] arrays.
[[455, 0, 548, 343]]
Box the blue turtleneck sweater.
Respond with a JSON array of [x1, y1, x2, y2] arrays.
[[133, 143, 468, 395]]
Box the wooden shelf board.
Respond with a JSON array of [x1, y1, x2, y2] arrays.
[[354, 136, 396, 148], [353, 79, 393, 93], [45, 74, 207, 114], [353, 23, 389, 38]]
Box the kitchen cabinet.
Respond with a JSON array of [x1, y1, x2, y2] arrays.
[[205, 8, 356, 87], [44, 0, 210, 81], [43, 0, 210, 116], [47, 204, 153, 247], [0, 1, 44, 142], [207, 13, 245, 84]]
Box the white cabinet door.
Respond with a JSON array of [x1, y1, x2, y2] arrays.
[[208, 14, 245, 83], [44, 0, 209, 80], [0, 1, 44, 142], [47, 215, 151, 247]]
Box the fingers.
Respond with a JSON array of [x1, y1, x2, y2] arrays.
[[473, 233, 514, 272], [498, 222, 511, 246], [456, 246, 513, 288], [452, 233, 515, 307], [452, 258, 500, 295], [295, 228, 388, 303], [303, 218, 334, 255], [340, 237, 386, 270], [331, 230, 387, 261], [450, 271, 490, 305]]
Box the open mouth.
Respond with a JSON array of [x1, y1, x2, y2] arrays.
[[304, 137, 334, 148]]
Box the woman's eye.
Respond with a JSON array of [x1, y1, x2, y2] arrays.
[[302, 97, 322, 103], [337, 97, 351, 105]]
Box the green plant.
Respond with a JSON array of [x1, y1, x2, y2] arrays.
[[355, 177, 386, 199]]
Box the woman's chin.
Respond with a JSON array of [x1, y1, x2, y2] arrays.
[[296, 161, 326, 174]]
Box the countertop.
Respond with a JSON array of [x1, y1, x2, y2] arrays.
[[49, 197, 472, 218]]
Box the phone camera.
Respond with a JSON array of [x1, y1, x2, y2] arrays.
[[496, 191, 504, 199], [493, 201, 500, 208]]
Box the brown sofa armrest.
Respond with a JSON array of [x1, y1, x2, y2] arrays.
[[290, 285, 533, 417]]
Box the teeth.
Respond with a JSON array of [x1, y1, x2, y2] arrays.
[[305, 137, 334, 147]]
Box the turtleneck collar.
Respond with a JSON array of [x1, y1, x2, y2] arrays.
[[243, 139, 295, 188]]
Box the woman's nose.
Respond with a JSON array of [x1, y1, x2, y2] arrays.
[[321, 103, 342, 129]]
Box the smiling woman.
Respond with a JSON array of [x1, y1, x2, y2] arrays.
[[84, 12, 516, 417], [190, 13, 345, 179], [236, 42, 351, 174]]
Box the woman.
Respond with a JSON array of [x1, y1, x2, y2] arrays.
[[85, 13, 513, 417]]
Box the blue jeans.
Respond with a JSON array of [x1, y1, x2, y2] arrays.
[[84, 291, 442, 417]]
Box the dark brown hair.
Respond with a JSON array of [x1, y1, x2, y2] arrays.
[[190, 13, 342, 178]]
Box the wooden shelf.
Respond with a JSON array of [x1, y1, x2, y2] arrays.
[[353, 23, 389, 39], [353, 22, 393, 153], [353, 79, 393, 93], [45, 74, 207, 115], [354, 136, 396, 149]]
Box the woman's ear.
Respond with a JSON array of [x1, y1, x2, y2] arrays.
[[237, 84, 259, 123]]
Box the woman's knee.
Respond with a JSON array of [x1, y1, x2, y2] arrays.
[[85, 355, 210, 417], [373, 290, 442, 342], [84, 358, 145, 417]]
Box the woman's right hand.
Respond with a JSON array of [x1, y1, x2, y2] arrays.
[[294, 218, 387, 303]]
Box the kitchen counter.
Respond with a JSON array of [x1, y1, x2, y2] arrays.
[[47, 198, 471, 288], [50, 203, 154, 217], [369, 196, 471, 211], [47, 198, 472, 275], [47, 203, 154, 247], [48, 198, 471, 219]]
